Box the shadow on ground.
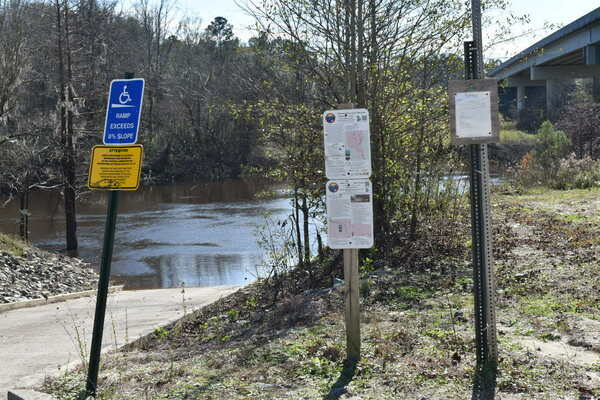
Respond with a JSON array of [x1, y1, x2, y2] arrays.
[[324, 359, 358, 399]]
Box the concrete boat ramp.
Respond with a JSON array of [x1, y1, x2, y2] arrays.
[[0, 286, 239, 399]]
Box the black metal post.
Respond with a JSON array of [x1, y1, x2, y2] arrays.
[[467, 2, 498, 398]]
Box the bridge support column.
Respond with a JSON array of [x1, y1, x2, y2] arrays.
[[586, 45, 600, 103], [516, 86, 526, 114], [546, 79, 561, 121], [506, 78, 546, 125]]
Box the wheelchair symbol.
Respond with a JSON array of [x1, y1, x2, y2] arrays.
[[119, 85, 132, 104]]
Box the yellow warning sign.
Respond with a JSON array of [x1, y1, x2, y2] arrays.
[[88, 145, 143, 190]]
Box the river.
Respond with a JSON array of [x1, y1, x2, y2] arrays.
[[0, 179, 306, 290]]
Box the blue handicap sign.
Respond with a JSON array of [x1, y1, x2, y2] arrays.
[[103, 78, 145, 145]]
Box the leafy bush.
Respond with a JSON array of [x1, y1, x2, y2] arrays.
[[510, 152, 600, 191], [532, 121, 570, 176], [552, 154, 600, 190], [508, 122, 570, 190]]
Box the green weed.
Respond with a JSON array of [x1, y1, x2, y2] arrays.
[[154, 327, 170, 339], [395, 286, 430, 302], [0, 233, 27, 257]]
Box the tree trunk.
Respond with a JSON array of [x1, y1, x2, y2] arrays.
[[409, 124, 425, 241], [301, 194, 313, 286], [56, 0, 78, 251], [316, 229, 324, 260], [64, 157, 78, 251], [293, 187, 303, 265], [19, 189, 29, 241], [410, 63, 431, 241], [302, 195, 310, 262], [356, 0, 365, 107], [367, 0, 387, 249], [349, 0, 357, 102], [301, 195, 310, 262]]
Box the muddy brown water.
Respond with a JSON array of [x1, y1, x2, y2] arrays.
[[0, 179, 303, 290]]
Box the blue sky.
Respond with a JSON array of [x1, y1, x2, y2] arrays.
[[124, 0, 600, 60]]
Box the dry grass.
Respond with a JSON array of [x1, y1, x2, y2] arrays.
[[43, 190, 599, 399]]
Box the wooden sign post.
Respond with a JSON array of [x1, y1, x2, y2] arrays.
[[324, 105, 374, 362], [343, 247, 360, 361]]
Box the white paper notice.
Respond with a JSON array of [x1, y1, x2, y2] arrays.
[[326, 179, 374, 249], [323, 109, 372, 179], [455, 91, 492, 138]]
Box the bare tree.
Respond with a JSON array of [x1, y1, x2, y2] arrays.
[[135, 0, 178, 142], [0, 136, 55, 240], [244, 0, 477, 246], [54, 0, 79, 251], [0, 0, 27, 124]]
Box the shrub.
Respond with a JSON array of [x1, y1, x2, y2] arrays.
[[551, 154, 600, 190], [508, 122, 570, 190], [510, 152, 600, 191], [557, 102, 600, 159], [532, 121, 571, 177]]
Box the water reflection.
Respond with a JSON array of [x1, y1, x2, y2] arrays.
[[138, 253, 265, 290], [0, 179, 300, 290]]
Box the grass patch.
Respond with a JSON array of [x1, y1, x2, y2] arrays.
[[0, 233, 27, 257], [394, 285, 431, 302], [514, 187, 600, 202], [499, 119, 536, 144], [519, 294, 565, 317], [500, 129, 537, 144]]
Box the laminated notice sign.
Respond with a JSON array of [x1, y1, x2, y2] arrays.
[[323, 109, 371, 179], [448, 79, 500, 144], [455, 91, 492, 138], [326, 179, 374, 249], [88, 145, 143, 190]]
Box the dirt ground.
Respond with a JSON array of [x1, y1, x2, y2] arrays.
[[43, 188, 599, 400]]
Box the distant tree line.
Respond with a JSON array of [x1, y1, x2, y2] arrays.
[[0, 0, 297, 250], [0, 0, 523, 263]]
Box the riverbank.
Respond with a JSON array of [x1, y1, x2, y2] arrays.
[[0, 179, 292, 290], [42, 189, 599, 399], [0, 234, 97, 304]]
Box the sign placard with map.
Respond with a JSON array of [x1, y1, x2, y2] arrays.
[[323, 109, 371, 179], [326, 179, 374, 249]]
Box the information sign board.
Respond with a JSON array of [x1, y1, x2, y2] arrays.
[[323, 109, 371, 179], [88, 145, 143, 190], [103, 78, 145, 145], [326, 179, 374, 249], [448, 79, 500, 144]]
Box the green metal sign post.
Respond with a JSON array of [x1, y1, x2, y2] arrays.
[[84, 190, 120, 397], [83, 72, 135, 399], [467, 2, 498, 399]]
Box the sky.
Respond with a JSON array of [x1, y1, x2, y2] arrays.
[[125, 0, 600, 61], [488, 0, 600, 60]]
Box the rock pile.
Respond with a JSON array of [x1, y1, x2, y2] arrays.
[[0, 246, 98, 304]]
